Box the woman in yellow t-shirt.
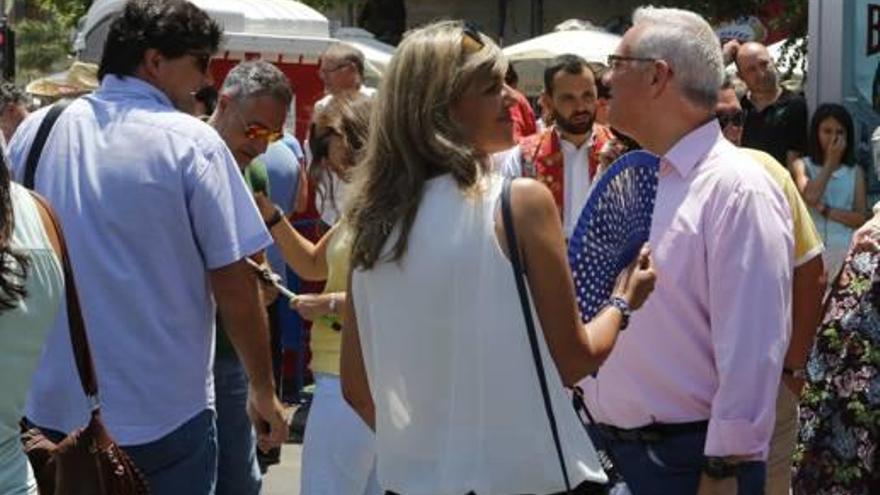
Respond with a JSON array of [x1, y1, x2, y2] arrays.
[[255, 94, 379, 495]]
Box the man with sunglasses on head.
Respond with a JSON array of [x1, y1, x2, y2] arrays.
[[716, 75, 826, 495], [8, 2, 287, 493], [206, 60, 292, 495]]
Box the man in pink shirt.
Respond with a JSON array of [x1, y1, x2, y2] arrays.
[[580, 7, 793, 494]]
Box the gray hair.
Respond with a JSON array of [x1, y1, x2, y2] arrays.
[[220, 60, 293, 107], [631, 6, 724, 109]]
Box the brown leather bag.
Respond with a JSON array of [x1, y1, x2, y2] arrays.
[[19, 192, 150, 495]]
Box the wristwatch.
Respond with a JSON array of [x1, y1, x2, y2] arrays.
[[606, 296, 632, 331], [703, 457, 740, 479], [265, 206, 284, 229], [328, 294, 339, 314], [819, 204, 830, 217]]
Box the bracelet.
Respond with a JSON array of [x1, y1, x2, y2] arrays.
[[328, 294, 338, 314], [604, 296, 632, 331], [265, 207, 284, 229], [819, 204, 830, 218]]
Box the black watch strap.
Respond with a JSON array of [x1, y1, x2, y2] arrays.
[[704, 457, 739, 479], [265, 207, 283, 229]]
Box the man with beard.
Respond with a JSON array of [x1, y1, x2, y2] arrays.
[[734, 41, 808, 167], [515, 54, 614, 237]]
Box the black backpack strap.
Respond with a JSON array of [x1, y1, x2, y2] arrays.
[[23, 98, 73, 189], [501, 177, 572, 492]]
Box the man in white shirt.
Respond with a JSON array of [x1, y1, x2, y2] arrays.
[[311, 43, 376, 225], [9, 1, 286, 493], [313, 43, 376, 114], [514, 54, 614, 237]]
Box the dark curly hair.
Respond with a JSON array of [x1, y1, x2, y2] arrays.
[[0, 153, 29, 312], [99, 0, 222, 81]]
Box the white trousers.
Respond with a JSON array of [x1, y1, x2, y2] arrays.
[[301, 373, 382, 495]]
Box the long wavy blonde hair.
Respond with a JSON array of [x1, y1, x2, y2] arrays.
[[347, 20, 507, 270], [309, 93, 373, 215]]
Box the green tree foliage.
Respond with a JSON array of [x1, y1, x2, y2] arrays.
[[667, 0, 808, 74], [14, 0, 93, 83]]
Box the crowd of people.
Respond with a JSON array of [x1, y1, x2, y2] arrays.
[[0, 0, 879, 495]]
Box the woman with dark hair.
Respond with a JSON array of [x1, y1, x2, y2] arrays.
[[0, 155, 64, 493], [339, 20, 655, 494], [791, 103, 869, 278], [254, 93, 381, 495]]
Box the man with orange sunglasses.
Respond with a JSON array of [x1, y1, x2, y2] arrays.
[[207, 60, 292, 495]]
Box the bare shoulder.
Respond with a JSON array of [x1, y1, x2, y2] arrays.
[[509, 177, 557, 221]]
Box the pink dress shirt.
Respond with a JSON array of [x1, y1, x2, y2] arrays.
[[579, 120, 793, 460]]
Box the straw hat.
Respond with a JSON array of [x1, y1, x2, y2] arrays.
[[25, 61, 99, 98]]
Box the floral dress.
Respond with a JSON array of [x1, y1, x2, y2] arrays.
[[793, 248, 880, 495]]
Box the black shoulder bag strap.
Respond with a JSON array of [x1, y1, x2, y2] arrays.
[[23, 98, 73, 189], [501, 177, 572, 493]]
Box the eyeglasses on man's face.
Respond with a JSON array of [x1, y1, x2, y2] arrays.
[[320, 62, 352, 76], [606, 54, 658, 70]]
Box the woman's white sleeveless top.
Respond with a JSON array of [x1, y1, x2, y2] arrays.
[[352, 173, 606, 495]]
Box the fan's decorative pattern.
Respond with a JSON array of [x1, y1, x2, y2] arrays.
[[568, 150, 660, 322]]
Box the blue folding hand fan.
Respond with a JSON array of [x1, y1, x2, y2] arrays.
[[568, 150, 660, 322]]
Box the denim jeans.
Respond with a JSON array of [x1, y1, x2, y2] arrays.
[[26, 409, 218, 495], [123, 409, 218, 495], [214, 355, 262, 495], [587, 424, 766, 495]]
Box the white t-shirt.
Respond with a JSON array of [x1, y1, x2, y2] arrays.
[[313, 85, 376, 115], [560, 135, 595, 238], [9, 76, 272, 445], [494, 131, 598, 237]]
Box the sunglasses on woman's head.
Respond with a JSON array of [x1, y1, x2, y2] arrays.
[[462, 21, 485, 53]]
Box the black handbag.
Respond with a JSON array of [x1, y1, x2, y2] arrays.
[[500, 177, 630, 495]]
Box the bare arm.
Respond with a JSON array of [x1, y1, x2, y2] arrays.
[[791, 158, 833, 207], [340, 268, 375, 430], [267, 217, 338, 281], [256, 191, 337, 280], [499, 179, 655, 386], [210, 258, 286, 449], [785, 150, 803, 170], [784, 254, 826, 395], [211, 259, 274, 390], [825, 167, 869, 229]]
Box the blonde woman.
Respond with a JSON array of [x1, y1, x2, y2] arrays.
[[340, 21, 656, 495], [254, 94, 380, 495]]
